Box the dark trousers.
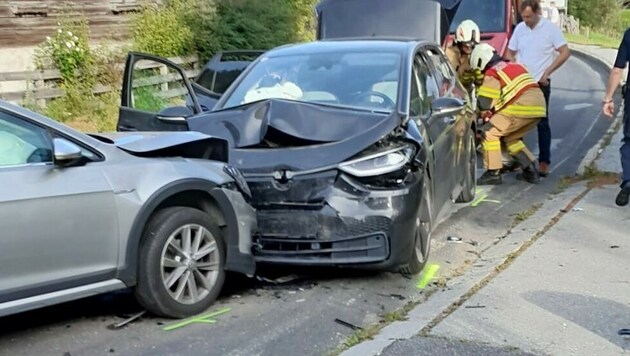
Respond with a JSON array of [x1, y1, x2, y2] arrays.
[[622, 95, 630, 185], [538, 82, 552, 164]]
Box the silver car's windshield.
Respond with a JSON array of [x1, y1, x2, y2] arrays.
[[221, 51, 402, 112]]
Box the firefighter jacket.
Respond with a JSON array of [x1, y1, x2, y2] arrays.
[[477, 61, 547, 118]]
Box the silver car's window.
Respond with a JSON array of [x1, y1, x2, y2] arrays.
[[0, 111, 53, 167], [222, 51, 403, 112]]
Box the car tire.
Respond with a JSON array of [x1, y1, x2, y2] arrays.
[[456, 129, 477, 203], [400, 172, 432, 276], [134, 207, 226, 318]]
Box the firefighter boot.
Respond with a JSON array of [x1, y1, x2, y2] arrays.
[[514, 152, 540, 184], [477, 170, 502, 185]]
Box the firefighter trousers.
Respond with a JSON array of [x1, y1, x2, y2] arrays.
[[482, 113, 541, 170]]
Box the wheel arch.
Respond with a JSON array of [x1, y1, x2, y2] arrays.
[[117, 178, 254, 286]]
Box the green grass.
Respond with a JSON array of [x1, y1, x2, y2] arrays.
[[622, 9, 630, 29], [565, 31, 621, 49]]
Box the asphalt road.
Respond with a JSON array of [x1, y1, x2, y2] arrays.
[[0, 54, 613, 356]]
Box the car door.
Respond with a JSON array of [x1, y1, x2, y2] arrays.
[[117, 53, 203, 132], [421, 46, 463, 205], [0, 110, 118, 303], [413, 53, 452, 209]]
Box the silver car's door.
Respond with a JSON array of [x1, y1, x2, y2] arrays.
[[0, 110, 118, 303]]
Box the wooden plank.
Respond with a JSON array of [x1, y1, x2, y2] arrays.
[[0, 69, 61, 81]]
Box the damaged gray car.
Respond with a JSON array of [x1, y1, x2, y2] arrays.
[[116, 36, 477, 275], [0, 100, 255, 318]]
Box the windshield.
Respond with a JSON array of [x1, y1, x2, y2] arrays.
[[449, 0, 506, 34], [221, 51, 402, 112]]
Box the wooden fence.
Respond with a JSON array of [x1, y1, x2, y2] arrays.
[[0, 54, 202, 107]]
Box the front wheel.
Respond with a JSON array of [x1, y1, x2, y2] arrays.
[[400, 174, 432, 276], [134, 207, 226, 318]]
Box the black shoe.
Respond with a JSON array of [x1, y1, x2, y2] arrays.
[[516, 164, 540, 184], [477, 170, 502, 185], [616, 183, 630, 207]]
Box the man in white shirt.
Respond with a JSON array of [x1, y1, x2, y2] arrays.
[[506, 0, 570, 177], [548, 1, 560, 27]]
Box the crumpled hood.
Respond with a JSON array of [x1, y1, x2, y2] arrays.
[[187, 99, 401, 173], [90, 131, 229, 162]]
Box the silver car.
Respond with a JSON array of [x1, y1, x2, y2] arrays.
[[0, 100, 256, 318]]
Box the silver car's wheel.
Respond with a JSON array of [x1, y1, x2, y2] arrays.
[[135, 207, 226, 318], [160, 224, 220, 305]]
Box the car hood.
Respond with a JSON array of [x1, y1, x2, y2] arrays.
[[90, 131, 229, 162], [187, 99, 401, 173]]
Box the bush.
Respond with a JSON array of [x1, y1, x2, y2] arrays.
[[569, 0, 623, 34], [31, 13, 124, 132], [193, 0, 317, 61]]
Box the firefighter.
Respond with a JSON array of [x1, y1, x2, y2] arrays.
[[445, 19, 485, 91], [470, 43, 546, 185]]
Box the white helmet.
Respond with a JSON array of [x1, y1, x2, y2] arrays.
[[470, 43, 496, 71], [455, 19, 481, 44]]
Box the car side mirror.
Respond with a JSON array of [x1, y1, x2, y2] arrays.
[[53, 138, 83, 167], [156, 106, 194, 123], [431, 97, 466, 118]]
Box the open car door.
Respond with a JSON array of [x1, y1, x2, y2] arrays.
[[118, 50, 263, 132], [117, 53, 201, 132]]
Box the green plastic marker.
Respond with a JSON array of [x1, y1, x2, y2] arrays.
[[163, 307, 231, 331], [416, 264, 440, 289]]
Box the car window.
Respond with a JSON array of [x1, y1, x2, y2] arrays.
[[130, 59, 191, 113], [0, 111, 53, 167], [410, 57, 431, 117], [221, 51, 402, 112], [449, 0, 507, 33], [424, 48, 454, 95]]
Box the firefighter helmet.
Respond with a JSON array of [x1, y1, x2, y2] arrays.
[[455, 20, 481, 44], [470, 43, 496, 71]]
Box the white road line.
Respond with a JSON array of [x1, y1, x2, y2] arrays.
[[564, 103, 594, 111]]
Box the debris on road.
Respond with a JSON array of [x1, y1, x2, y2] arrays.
[[465, 304, 487, 309], [572, 207, 584, 212], [447, 236, 463, 243], [416, 264, 440, 289], [256, 274, 303, 284], [163, 308, 231, 331], [334, 318, 363, 331], [611, 245, 620, 249], [377, 293, 406, 300], [618, 328, 630, 336], [296, 299, 306, 303], [107, 311, 146, 330]]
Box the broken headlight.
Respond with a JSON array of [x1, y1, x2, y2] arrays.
[[338, 145, 413, 177]]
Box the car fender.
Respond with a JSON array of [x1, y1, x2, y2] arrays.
[[117, 178, 256, 285]]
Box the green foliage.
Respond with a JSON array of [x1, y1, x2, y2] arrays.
[[569, 0, 623, 34], [193, 0, 317, 61]]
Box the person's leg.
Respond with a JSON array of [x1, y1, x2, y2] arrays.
[[616, 105, 630, 206], [538, 82, 552, 174], [478, 116, 508, 185], [505, 118, 541, 184]]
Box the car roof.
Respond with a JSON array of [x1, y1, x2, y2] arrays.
[[264, 38, 433, 57]]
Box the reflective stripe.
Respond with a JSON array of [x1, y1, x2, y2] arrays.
[[478, 86, 500, 99], [489, 64, 540, 113], [507, 141, 526, 154], [483, 140, 501, 151], [502, 105, 546, 117]]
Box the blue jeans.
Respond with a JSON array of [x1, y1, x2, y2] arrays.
[[622, 95, 630, 186], [538, 82, 552, 164]]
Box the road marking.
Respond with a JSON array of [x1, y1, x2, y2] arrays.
[[163, 307, 231, 331], [564, 103, 593, 111], [417, 264, 440, 289]]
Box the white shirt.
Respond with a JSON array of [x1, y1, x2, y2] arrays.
[[549, 7, 560, 25], [508, 18, 567, 82]]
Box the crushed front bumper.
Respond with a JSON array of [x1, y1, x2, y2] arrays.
[[248, 169, 423, 270]]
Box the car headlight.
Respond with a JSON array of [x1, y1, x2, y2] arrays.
[[339, 145, 413, 177]]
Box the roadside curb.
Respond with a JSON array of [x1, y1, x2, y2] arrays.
[[569, 44, 625, 175], [339, 184, 589, 356]]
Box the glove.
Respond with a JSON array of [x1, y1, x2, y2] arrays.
[[460, 70, 475, 86], [473, 68, 484, 86]]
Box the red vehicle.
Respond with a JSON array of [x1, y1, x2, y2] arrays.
[[445, 0, 522, 56]]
